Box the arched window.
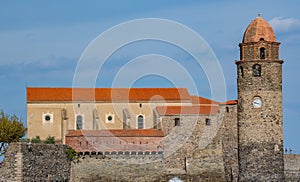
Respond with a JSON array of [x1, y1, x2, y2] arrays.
[[260, 47, 266, 59], [137, 115, 144, 129], [252, 64, 261, 77], [76, 115, 83, 130]]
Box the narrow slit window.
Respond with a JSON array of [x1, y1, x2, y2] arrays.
[[175, 118, 180, 126], [240, 66, 244, 78], [76, 115, 83, 130], [206, 118, 211, 126]]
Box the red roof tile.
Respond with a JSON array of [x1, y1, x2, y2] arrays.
[[156, 105, 219, 116], [219, 100, 238, 105], [191, 96, 220, 105], [27, 87, 191, 102], [66, 129, 164, 137]]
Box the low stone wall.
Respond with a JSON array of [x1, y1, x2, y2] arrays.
[[284, 154, 300, 181], [71, 156, 165, 181]]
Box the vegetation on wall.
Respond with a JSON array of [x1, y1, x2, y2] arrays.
[[0, 110, 26, 156], [30, 136, 55, 144], [66, 148, 80, 162], [44, 136, 55, 144]]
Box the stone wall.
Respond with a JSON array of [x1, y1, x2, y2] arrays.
[[0, 143, 20, 182], [0, 142, 71, 182], [71, 154, 166, 181], [160, 114, 226, 181], [237, 59, 284, 181], [284, 154, 300, 181], [221, 105, 239, 181]]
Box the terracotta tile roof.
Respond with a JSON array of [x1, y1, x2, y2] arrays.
[[191, 96, 237, 106], [219, 100, 238, 105], [27, 87, 191, 102], [243, 16, 276, 43], [66, 129, 164, 137], [191, 96, 220, 105], [156, 105, 219, 116]]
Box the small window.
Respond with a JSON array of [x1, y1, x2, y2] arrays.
[[240, 66, 244, 78], [175, 118, 180, 126], [78, 104, 80, 108], [105, 113, 114, 123], [205, 118, 211, 126], [260, 47, 266, 59], [76, 115, 83, 130], [259, 38, 264, 41], [137, 115, 144, 129], [45, 115, 51, 121], [42, 112, 53, 123], [252, 64, 261, 77], [139, 103, 142, 108], [226, 107, 229, 113]]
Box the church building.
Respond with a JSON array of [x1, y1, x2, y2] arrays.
[[26, 15, 285, 181]]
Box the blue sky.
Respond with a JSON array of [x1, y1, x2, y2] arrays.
[[1, 0, 300, 152]]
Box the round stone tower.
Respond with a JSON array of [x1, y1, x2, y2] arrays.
[[236, 14, 284, 181]]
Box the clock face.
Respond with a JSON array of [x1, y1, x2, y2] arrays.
[[253, 97, 262, 108]]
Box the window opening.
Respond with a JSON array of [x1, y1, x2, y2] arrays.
[[260, 47, 266, 59], [226, 107, 229, 113], [252, 64, 261, 77], [76, 115, 83, 130], [138, 115, 144, 129], [205, 118, 211, 126], [240, 66, 244, 77], [175, 118, 180, 126]]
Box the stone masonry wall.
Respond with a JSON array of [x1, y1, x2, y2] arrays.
[[160, 114, 226, 181], [284, 154, 300, 181], [221, 105, 239, 182], [237, 60, 284, 181], [0, 143, 20, 182], [21, 143, 71, 181], [0, 142, 71, 182]]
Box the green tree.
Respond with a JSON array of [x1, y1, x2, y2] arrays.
[[0, 110, 26, 156]]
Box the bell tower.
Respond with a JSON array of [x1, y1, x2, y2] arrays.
[[236, 14, 284, 181]]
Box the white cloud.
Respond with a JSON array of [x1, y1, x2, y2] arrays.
[[269, 17, 300, 33]]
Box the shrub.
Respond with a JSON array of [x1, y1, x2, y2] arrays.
[[31, 136, 41, 143], [66, 148, 80, 162], [44, 136, 55, 144]]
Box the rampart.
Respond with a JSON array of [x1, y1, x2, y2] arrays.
[[0, 143, 71, 182], [284, 154, 300, 181]]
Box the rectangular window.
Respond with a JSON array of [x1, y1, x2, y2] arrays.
[[175, 118, 180, 126], [205, 118, 211, 126]]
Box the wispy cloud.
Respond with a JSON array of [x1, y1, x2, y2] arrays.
[[269, 17, 300, 33]]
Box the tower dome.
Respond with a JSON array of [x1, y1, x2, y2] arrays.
[[242, 14, 276, 43]]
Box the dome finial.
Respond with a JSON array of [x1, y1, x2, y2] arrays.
[[258, 12, 261, 17]]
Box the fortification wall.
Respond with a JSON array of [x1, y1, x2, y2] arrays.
[[0, 143, 71, 182], [160, 114, 226, 181], [284, 154, 300, 181], [1, 125, 298, 181], [0, 143, 20, 182], [221, 105, 239, 181]]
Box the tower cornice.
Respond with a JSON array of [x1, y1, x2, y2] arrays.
[[235, 59, 284, 65]]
